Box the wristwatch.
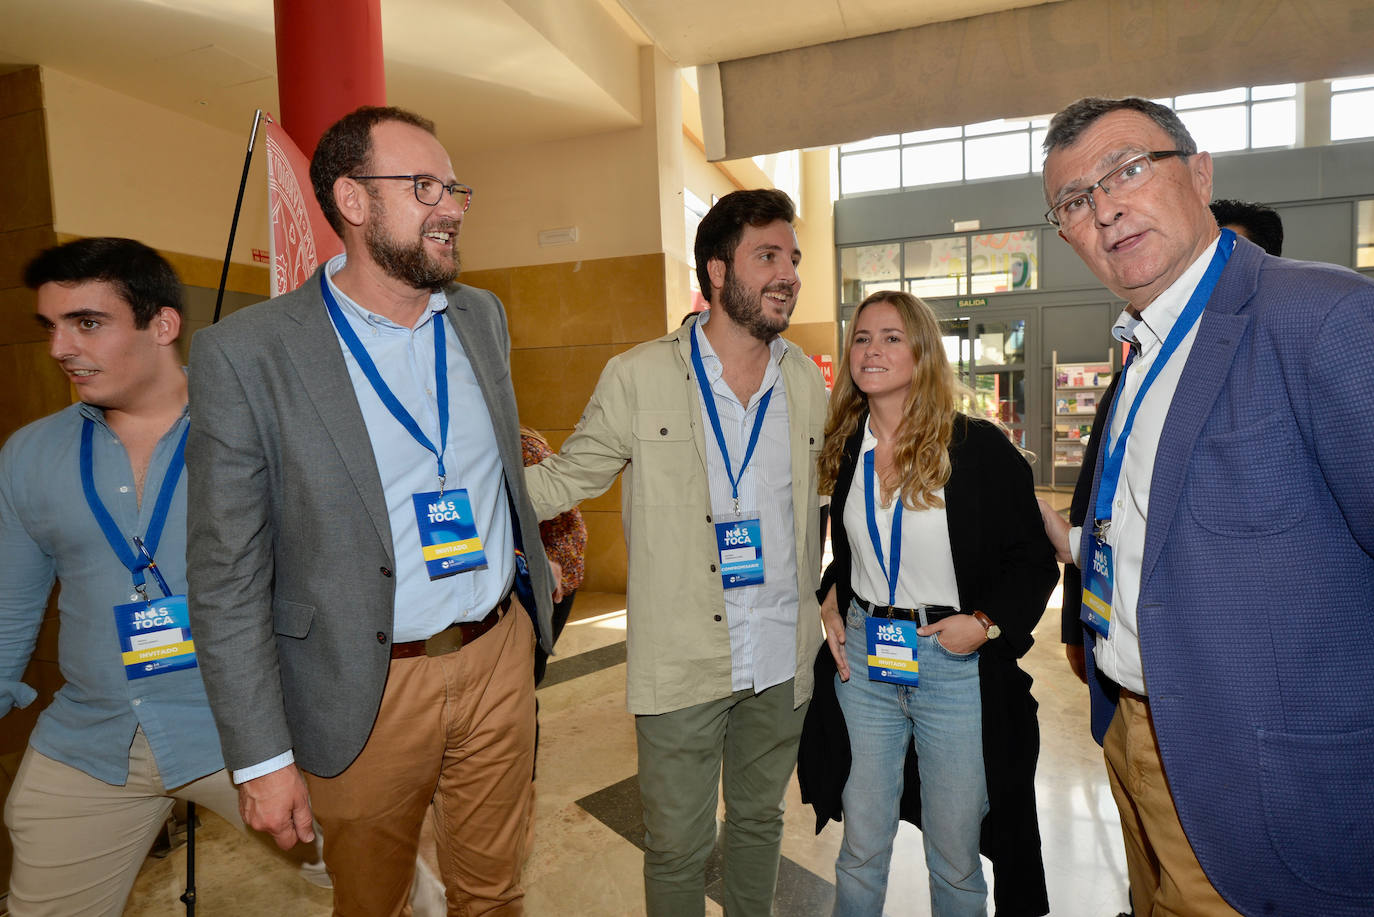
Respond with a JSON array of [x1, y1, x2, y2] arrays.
[[972, 611, 1001, 640]]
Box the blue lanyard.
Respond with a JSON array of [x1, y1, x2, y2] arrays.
[[689, 326, 774, 511], [80, 418, 186, 598], [863, 446, 904, 606], [1093, 229, 1235, 533], [321, 273, 450, 489]]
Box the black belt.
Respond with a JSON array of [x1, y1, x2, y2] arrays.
[[856, 597, 960, 624], [390, 593, 512, 659]]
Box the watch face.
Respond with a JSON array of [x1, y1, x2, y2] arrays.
[[986, 623, 1002, 639]]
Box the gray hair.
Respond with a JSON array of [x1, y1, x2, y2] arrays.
[[1042, 97, 1197, 156]]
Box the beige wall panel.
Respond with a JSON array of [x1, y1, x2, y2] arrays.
[[793, 149, 835, 327], [511, 342, 633, 432], [0, 226, 58, 292], [661, 253, 694, 332], [717, 0, 1374, 159], [0, 110, 55, 234], [683, 130, 742, 207], [458, 47, 676, 273], [462, 271, 514, 310], [786, 321, 840, 364], [475, 253, 669, 351], [0, 67, 42, 120], [0, 340, 71, 443], [42, 68, 270, 268], [157, 249, 270, 298], [0, 287, 42, 348]]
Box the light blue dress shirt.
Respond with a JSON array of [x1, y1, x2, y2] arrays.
[[0, 402, 224, 788], [324, 254, 514, 642], [692, 312, 799, 693]]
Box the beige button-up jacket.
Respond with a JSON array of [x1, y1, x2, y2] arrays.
[[525, 321, 827, 715]]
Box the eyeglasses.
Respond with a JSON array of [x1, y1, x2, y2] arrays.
[[1044, 151, 1189, 228], [349, 174, 473, 211]]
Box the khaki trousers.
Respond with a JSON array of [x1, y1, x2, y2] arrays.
[[4, 729, 242, 917], [1103, 690, 1242, 917], [305, 607, 537, 917]]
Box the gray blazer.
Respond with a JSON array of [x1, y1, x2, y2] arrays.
[[186, 267, 554, 778]]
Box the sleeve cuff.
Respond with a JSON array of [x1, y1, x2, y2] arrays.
[[1069, 525, 1083, 567], [0, 680, 38, 713], [232, 750, 295, 785]]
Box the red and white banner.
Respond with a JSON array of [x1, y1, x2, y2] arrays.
[[811, 353, 835, 391], [265, 114, 342, 296]]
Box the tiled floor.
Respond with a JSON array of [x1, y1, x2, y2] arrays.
[[125, 496, 1131, 916]]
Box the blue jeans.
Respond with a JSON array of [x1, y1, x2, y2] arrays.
[[833, 601, 989, 917]]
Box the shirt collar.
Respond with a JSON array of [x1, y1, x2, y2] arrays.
[[693, 308, 789, 371], [324, 253, 448, 331], [860, 415, 878, 453], [76, 400, 189, 429], [1111, 236, 1221, 354]]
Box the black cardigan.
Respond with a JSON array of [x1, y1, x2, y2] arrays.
[[798, 413, 1060, 917]]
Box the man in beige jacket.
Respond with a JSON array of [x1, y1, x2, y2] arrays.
[[526, 189, 826, 916]]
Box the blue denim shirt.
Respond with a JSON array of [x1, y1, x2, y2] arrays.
[[0, 401, 224, 787]]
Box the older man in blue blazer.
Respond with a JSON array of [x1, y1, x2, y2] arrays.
[[1040, 96, 1374, 917]]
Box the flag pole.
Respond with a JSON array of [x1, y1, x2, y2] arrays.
[[213, 109, 264, 324]]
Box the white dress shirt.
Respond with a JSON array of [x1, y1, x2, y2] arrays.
[[1072, 236, 1220, 695], [843, 419, 960, 611], [692, 312, 799, 694]]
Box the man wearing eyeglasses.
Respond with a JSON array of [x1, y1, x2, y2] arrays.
[[187, 106, 555, 915], [1039, 97, 1374, 917]]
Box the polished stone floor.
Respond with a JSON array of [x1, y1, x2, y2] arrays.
[[126, 499, 1131, 916]]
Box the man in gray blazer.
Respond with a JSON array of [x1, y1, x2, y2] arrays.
[[187, 106, 555, 915]]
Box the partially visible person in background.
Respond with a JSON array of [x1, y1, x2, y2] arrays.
[[521, 426, 587, 685], [1209, 198, 1283, 257]]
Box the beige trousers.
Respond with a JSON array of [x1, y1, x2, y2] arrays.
[[1103, 690, 1243, 917], [305, 607, 537, 917], [4, 729, 242, 917]]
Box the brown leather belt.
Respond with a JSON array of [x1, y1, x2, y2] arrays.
[[390, 594, 512, 659]]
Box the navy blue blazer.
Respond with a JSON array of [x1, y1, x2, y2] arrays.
[[1077, 237, 1374, 916]]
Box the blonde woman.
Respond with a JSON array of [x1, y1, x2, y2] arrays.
[[800, 291, 1058, 916]]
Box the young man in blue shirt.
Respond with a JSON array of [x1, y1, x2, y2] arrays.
[[0, 237, 248, 915]]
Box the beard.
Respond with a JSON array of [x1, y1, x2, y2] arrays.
[[720, 267, 791, 342], [365, 197, 460, 291]]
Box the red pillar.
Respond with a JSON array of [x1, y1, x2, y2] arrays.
[[274, 0, 386, 158]]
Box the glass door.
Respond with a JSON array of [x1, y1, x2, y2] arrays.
[[940, 315, 1030, 449]]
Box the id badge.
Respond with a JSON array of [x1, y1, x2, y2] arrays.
[[715, 515, 764, 589], [865, 616, 919, 687], [413, 489, 487, 580], [1081, 540, 1113, 638], [114, 595, 198, 680]]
